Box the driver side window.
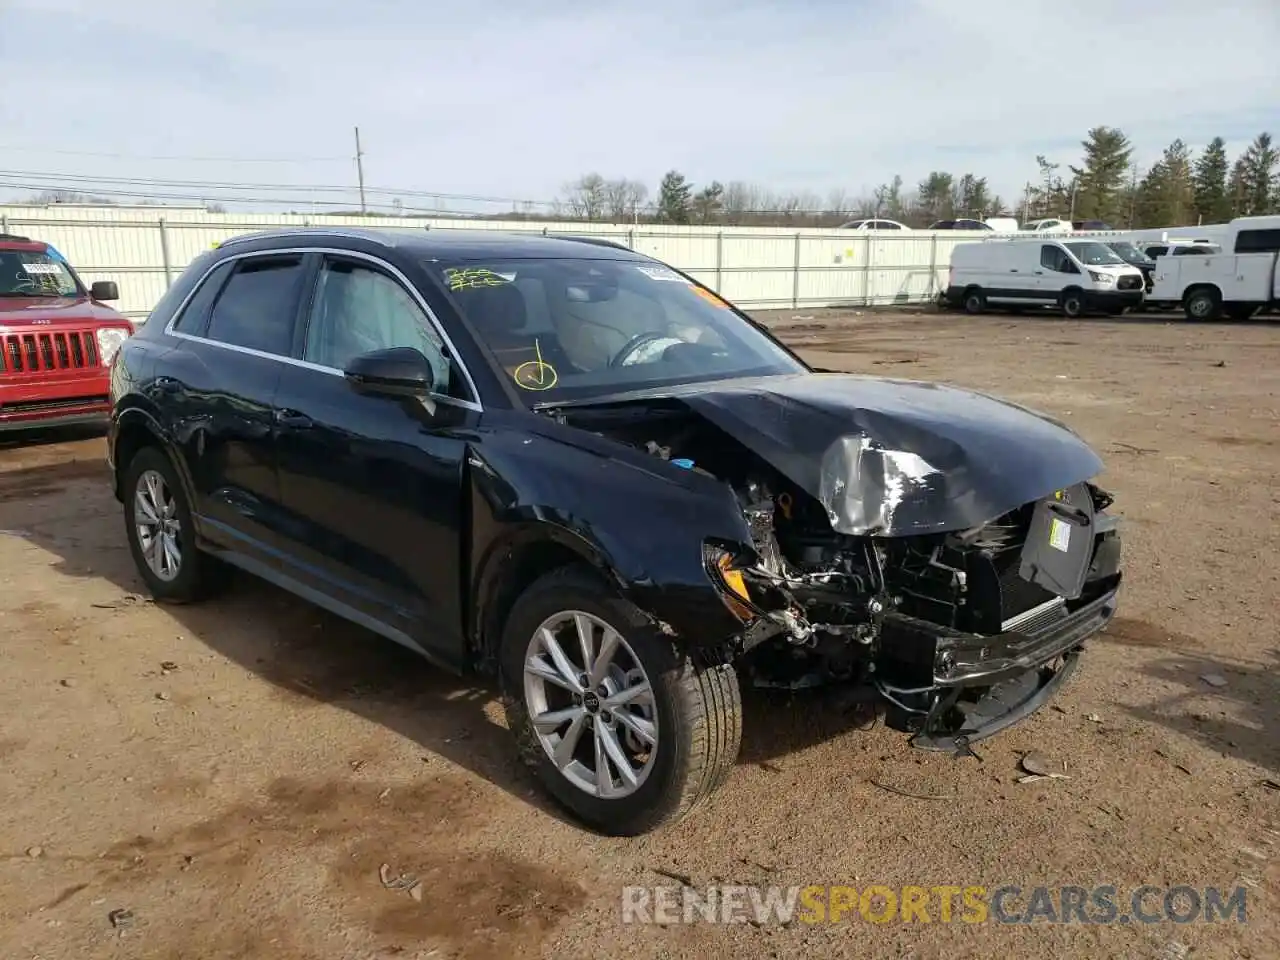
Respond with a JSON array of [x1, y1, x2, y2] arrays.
[[303, 257, 459, 397]]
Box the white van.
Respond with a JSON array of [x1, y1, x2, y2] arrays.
[[945, 237, 1146, 317]]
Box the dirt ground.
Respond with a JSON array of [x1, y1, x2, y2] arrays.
[[1, 308, 1277, 960]]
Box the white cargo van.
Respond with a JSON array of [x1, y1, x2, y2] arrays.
[[945, 237, 1146, 317]]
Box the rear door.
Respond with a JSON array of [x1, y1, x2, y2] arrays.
[[159, 250, 314, 568], [271, 251, 481, 666]]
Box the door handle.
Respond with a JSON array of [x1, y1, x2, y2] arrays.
[[1034, 270, 1044, 275], [274, 409, 313, 428]]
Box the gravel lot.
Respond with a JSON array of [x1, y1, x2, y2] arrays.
[[1, 309, 1277, 959]]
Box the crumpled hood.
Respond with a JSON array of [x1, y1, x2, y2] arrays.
[[554, 372, 1104, 537]]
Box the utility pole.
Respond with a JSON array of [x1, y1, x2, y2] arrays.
[[354, 126, 367, 215]]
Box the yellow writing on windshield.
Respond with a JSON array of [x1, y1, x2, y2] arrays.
[[513, 339, 558, 391], [445, 267, 512, 292]]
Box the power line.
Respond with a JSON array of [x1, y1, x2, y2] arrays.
[[0, 168, 557, 209], [0, 144, 349, 163]]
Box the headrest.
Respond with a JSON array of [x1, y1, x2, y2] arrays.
[[460, 282, 526, 335]]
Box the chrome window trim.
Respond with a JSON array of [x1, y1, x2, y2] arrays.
[[162, 245, 483, 412]]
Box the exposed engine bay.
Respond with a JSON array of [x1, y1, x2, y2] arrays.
[[554, 398, 1123, 752]]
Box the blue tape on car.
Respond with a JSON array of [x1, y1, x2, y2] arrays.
[[671, 458, 694, 469]]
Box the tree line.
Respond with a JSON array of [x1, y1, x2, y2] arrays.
[[545, 128, 1280, 229]]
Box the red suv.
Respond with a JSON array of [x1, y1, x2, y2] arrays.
[[0, 233, 134, 431]]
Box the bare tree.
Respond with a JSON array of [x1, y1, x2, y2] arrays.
[[603, 178, 648, 222], [560, 173, 608, 220]]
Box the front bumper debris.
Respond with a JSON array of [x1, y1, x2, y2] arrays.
[[876, 576, 1121, 754]]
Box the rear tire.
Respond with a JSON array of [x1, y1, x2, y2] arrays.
[[963, 288, 986, 315], [1184, 287, 1221, 321], [122, 446, 228, 602], [500, 565, 742, 836], [1060, 288, 1086, 318]]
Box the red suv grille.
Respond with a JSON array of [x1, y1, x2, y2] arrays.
[[1, 331, 99, 374]]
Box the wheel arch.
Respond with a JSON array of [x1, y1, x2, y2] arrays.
[[470, 522, 625, 672]]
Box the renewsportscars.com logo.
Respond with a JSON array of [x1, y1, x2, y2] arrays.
[[621, 884, 1249, 926]]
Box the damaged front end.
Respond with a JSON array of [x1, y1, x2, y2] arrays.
[[706, 477, 1121, 754], [548, 374, 1123, 756]]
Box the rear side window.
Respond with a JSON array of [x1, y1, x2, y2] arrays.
[[205, 255, 307, 356], [1234, 229, 1280, 254], [171, 260, 233, 335], [1145, 245, 1168, 258]]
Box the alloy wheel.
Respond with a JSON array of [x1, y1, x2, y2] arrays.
[[134, 469, 182, 582], [522, 610, 659, 798]]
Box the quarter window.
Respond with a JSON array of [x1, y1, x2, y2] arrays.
[[303, 258, 464, 399], [205, 255, 306, 356]]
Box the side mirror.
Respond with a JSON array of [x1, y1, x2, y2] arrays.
[[343, 347, 440, 401], [90, 280, 119, 301]]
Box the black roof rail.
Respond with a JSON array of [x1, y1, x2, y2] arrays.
[[549, 234, 633, 251], [0, 233, 34, 243], [217, 227, 396, 249]]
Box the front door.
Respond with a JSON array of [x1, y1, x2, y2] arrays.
[[272, 252, 480, 667]]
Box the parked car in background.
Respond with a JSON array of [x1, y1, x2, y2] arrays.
[[1072, 220, 1114, 231], [946, 237, 1145, 317], [983, 217, 1021, 233], [1022, 219, 1073, 234], [1, 233, 132, 431], [1105, 241, 1158, 291], [107, 227, 1122, 835], [837, 218, 911, 231], [929, 219, 992, 231]]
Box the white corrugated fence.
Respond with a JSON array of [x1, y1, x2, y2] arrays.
[[2, 205, 1007, 319]]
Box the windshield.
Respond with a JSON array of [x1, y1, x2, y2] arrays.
[[1107, 242, 1146, 261], [0, 249, 80, 297], [434, 258, 807, 404], [1064, 241, 1125, 266]]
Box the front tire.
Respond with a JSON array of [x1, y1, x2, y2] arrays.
[[500, 566, 742, 835], [122, 446, 227, 602], [1060, 288, 1086, 318]]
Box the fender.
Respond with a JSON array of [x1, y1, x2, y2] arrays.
[[464, 433, 752, 664]]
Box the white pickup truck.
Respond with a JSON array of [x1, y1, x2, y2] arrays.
[[1149, 215, 1280, 320]]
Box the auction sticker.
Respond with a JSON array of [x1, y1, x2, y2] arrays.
[[634, 265, 686, 283], [22, 263, 61, 275]]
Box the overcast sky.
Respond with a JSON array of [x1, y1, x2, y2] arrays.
[[1, 0, 1277, 213]]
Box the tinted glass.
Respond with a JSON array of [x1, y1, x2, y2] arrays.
[[205, 255, 306, 356], [1235, 229, 1280, 254], [171, 260, 233, 335], [1040, 245, 1068, 271], [435, 258, 805, 405], [303, 258, 461, 398]]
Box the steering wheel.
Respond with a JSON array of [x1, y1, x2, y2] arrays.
[[609, 330, 682, 368], [12, 278, 36, 293]]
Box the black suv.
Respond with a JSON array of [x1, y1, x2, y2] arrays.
[[107, 228, 1122, 835]]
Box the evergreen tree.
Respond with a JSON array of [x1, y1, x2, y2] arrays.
[[1191, 137, 1231, 224], [656, 170, 693, 224], [1234, 133, 1278, 215], [1069, 126, 1133, 224], [916, 171, 955, 221]]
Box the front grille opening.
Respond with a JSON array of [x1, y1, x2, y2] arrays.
[[0, 331, 99, 374]]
